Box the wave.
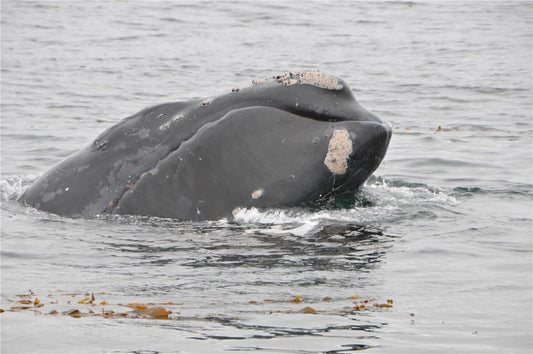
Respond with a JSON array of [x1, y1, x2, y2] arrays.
[[0, 174, 478, 236], [1, 174, 459, 222], [0, 175, 37, 202], [232, 177, 459, 231]]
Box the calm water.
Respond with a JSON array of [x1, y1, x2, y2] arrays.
[[1, 1, 532, 353]]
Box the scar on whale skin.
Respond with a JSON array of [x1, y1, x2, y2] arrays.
[[324, 129, 353, 175]]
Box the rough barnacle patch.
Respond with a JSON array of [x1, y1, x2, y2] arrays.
[[159, 121, 171, 130], [251, 78, 268, 86], [250, 71, 343, 90], [284, 78, 298, 85], [324, 129, 353, 175], [286, 71, 343, 90], [159, 113, 185, 130], [201, 98, 213, 106], [172, 113, 184, 122], [251, 188, 264, 200]]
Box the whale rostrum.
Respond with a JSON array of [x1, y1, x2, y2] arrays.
[[20, 71, 392, 220]]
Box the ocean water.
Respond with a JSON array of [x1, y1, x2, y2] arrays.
[[1, 1, 532, 353]]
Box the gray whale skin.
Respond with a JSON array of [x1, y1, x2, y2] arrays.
[[20, 72, 392, 220]]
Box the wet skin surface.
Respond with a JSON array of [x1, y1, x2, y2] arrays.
[[20, 72, 392, 220]]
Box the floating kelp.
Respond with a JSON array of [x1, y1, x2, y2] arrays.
[[0, 289, 397, 321]]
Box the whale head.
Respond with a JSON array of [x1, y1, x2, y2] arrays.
[[20, 71, 392, 220]]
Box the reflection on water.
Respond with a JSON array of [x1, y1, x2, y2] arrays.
[[1, 214, 396, 353], [2, 174, 401, 353]]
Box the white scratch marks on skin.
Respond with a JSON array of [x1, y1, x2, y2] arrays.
[[251, 188, 264, 200], [324, 129, 353, 175], [76, 164, 90, 172], [42, 191, 55, 202]]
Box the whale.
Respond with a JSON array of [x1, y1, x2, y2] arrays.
[[20, 71, 392, 220]]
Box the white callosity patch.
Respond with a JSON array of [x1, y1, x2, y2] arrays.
[[201, 98, 213, 106], [158, 121, 171, 130], [324, 129, 353, 175], [251, 188, 264, 199], [251, 71, 343, 90], [280, 71, 343, 90], [159, 113, 184, 130], [172, 113, 184, 122]]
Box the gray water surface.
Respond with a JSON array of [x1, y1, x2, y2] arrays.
[[1, 1, 532, 353]]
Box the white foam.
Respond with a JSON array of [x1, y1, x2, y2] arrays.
[[0, 175, 38, 202], [2, 175, 458, 229], [232, 178, 458, 227]]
